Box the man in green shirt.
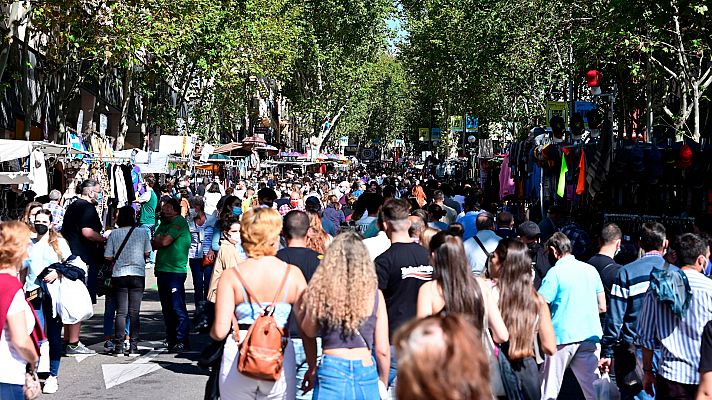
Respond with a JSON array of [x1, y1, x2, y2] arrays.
[[151, 198, 191, 352], [136, 175, 158, 266]]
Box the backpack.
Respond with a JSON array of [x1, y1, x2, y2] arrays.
[[233, 265, 291, 381], [649, 262, 692, 318]]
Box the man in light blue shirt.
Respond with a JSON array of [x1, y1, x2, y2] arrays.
[[539, 232, 606, 400], [456, 195, 483, 241]]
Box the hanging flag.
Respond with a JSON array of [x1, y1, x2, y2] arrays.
[[576, 151, 586, 195], [557, 155, 568, 197]]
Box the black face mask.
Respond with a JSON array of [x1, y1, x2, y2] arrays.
[[34, 223, 49, 236]]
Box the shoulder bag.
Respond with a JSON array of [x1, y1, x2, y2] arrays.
[[97, 226, 136, 297]]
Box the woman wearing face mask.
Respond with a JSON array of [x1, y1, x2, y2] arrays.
[[210, 196, 242, 254], [25, 210, 70, 394], [21, 202, 43, 228], [187, 197, 216, 311], [207, 215, 244, 303]]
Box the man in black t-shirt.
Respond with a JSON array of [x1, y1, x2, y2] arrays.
[[276, 210, 320, 399], [61, 179, 107, 355], [700, 320, 712, 398], [375, 199, 432, 387], [587, 223, 623, 303]]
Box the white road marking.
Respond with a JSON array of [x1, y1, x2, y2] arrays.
[[101, 348, 166, 389]]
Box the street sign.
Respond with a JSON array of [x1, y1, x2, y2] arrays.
[[450, 116, 464, 132], [394, 139, 405, 148], [339, 136, 349, 147], [418, 128, 429, 142]]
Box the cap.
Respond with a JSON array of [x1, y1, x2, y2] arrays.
[[517, 221, 540, 240]]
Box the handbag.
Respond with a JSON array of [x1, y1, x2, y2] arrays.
[[202, 250, 215, 267], [98, 226, 136, 297], [24, 366, 41, 400]]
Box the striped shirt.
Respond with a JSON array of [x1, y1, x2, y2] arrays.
[[638, 268, 712, 384], [601, 253, 666, 358]]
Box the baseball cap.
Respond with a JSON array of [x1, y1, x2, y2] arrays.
[[517, 221, 541, 240]]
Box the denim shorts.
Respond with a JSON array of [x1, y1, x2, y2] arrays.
[[313, 355, 379, 400]]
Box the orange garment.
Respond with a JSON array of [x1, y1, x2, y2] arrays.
[[413, 185, 427, 207]]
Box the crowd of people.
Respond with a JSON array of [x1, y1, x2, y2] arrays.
[[1, 168, 712, 400]]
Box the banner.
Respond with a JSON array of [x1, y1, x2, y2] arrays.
[[466, 116, 479, 133], [431, 128, 441, 143], [574, 101, 597, 128], [419, 128, 429, 142]]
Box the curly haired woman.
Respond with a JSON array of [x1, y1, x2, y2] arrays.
[[297, 232, 390, 399]]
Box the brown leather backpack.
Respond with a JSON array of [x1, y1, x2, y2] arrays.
[[234, 265, 291, 381]]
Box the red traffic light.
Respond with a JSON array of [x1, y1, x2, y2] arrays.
[[586, 70, 602, 87]]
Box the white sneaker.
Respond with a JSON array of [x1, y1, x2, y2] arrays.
[[43, 376, 58, 394]]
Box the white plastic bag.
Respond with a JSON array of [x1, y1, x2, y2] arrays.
[[593, 373, 621, 400], [56, 277, 93, 324]]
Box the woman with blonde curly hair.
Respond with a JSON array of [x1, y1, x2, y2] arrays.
[[305, 210, 332, 254], [210, 207, 316, 400], [394, 314, 491, 400], [297, 231, 390, 399]]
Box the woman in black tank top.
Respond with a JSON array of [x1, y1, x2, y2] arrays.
[[297, 232, 390, 400]]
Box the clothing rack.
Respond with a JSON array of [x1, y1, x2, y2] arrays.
[[603, 213, 696, 239]]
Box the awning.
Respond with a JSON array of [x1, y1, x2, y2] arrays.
[[213, 142, 243, 154], [0, 140, 32, 162], [0, 172, 31, 185]]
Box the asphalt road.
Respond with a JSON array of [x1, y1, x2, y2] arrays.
[[46, 270, 210, 400]]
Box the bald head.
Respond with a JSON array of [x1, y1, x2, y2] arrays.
[[476, 212, 495, 231]]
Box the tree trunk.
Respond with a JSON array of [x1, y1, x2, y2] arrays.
[[21, 23, 31, 140], [309, 102, 348, 152], [115, 68, 133, 150]]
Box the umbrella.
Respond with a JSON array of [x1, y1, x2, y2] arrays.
[[213, 142, 243, 154], [241, 136, 267, 147]]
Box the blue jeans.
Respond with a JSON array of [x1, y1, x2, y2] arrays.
[[0, 383, 23, 400], [614, 344, 660, 400], [387, 345, 397, 387], [313, 355, 380, 400], [189, 258, 212, 305], [33, 296, 62, 377], [103, 294, 130, 338], [155, 271, 189, 344], [142, 224, 156, 263], [292, 338, 322, 400]]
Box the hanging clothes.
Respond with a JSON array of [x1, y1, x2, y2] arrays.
[[121, 164, 135, 204], [113, 165, 128, 207], [576, 151, 586, 195], [499, 154, 516, 200], [29, 149, 49, 197]]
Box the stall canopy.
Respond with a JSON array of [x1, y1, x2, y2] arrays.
[[113, 149, 171, 174], [213, 142, 244, 154], [0, 140, 89, 162]]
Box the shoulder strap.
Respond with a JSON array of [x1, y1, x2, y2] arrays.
[[473, 235, 489, 255], [234, 264, 291, 315], [114, 226, 136, 261]]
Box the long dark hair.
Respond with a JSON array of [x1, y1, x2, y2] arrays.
[[493, 238, 538, 359], [429, 231, 484, 333]]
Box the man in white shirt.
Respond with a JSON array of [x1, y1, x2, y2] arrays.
[[462, 212, 502, 275]]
